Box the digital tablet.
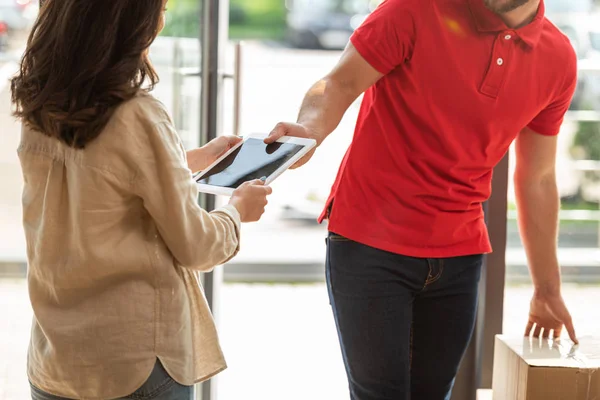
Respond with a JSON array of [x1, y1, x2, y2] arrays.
[[195, 133, 317, 196]]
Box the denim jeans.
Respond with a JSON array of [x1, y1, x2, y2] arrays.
[[30, 359, 194, 400], [326, 232, 483, 400]]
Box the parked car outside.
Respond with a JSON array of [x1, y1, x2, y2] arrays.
[[544, 0, 600, 110], [285, 0, 381, 50], [0, 0, 36, 32]]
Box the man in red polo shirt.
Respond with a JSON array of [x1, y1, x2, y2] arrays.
[[267, 0, 578, 398]]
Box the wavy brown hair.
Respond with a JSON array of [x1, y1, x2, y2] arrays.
[[11, 0, 164, 148]]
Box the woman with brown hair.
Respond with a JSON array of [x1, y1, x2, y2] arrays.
[[11, 0, 271, 399]]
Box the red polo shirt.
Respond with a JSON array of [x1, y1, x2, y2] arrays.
[[319, 0, 577, 257]]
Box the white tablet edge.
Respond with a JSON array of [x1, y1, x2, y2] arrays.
[[195, 183, 235, 196], [195, 133, 317, 196]]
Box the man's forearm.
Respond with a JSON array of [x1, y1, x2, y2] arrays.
[[515, 176, 562, 294], [297, 77, 359, 144]]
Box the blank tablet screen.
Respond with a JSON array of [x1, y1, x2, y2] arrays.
[[196, 138, 304, 189]]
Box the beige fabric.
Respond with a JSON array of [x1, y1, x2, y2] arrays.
[[18, 93, 239, 400]]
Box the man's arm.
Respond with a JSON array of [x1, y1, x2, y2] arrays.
[[514, 127, 577, 342], [267, 0, 421, 166], [266, 43, 382, 168], [514, 128, 561, 291], [296, 43, 382, 143]]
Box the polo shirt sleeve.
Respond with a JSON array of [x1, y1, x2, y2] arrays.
[[350, 0, 425, 75], [527, 50, 577, 136]]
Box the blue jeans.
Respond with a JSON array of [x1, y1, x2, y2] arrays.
[[326, 233, 483, 400], [30, 359, 194, 400]]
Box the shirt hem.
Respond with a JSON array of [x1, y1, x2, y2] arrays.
[[350, 35, 394, 75], [28, 360, 226, 400], [159, 356, 227, 387], [527, 123, 561, 137]]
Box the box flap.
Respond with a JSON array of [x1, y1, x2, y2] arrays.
[[496, 336, 600, 369]]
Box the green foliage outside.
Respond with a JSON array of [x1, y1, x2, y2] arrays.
[[230, 0, 286, 40], [568, 115, 600, 212], [161, 0, 201, 38], [507, 201, 599, 211], [513, 116, 600, 223], [161, 0, 286, 40], [572, 120, 600, 161]]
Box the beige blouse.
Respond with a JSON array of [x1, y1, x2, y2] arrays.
[[18, 93, 239, 399]]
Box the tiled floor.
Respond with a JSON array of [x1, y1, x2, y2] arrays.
[[2, 278, 600, 400]]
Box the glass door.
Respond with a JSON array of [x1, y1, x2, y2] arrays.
[[151, 0, 205, 150], [152, 1, 231, 399]]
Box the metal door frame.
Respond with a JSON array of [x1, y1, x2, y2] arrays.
[[197, 0, 229, 398], [453, 154, 509, 400]]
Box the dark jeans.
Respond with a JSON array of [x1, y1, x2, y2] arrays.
[[326, 233, 483, 400], [30, 359, 193, 400]]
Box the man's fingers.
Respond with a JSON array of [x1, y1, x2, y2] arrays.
[[564, 318, 578, 344], [542, 328, 552, 339], [532, 324, 543, 338], [266, 123, 287, 144], [524, 321, 535, 337], [553, 326, 563, 340], [290, 149, 316, 169], [291, 156, 309, 169], [557, 304, 578, 343]]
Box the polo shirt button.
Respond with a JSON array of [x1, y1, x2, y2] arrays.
[[497, 57, 504, 66], [504, 34, 512, 40]]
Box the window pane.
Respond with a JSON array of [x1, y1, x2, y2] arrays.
[[0, 1, 40, 399], [504, 3, 600, 339], [152, 0, 203, 149]]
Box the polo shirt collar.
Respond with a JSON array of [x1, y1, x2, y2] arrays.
[[467, 0, 545, 47]]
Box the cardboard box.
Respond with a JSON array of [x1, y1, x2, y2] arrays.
[[492, 335, 600, 400]]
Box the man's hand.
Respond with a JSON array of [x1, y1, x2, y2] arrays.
[[265, 43, 382, 170], [187, 135, 242, 173], [526, 290, 577, 343], [265, 123, 319, 169]]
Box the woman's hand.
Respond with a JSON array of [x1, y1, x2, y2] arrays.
[[186, 135, 242, 173], [229, 179, 273, 223]]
